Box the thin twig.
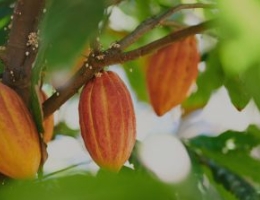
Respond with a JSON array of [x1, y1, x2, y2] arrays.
[[118, 3, 216, 50], [43, 19, 216, 118], [119, 19, 216, 61]]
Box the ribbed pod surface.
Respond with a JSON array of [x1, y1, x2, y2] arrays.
[[146, 36, 200, 116], [0, 83, 41, 179], [79, 71, 136, 172]]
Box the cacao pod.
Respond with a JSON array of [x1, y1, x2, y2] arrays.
[[39, 90, 54, 143], [0, 82, 41, 179], [146, 36, 200, 116], [79, 71, 136, 172]]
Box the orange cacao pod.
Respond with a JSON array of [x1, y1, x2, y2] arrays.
[[79, 71, 136, 172], [39, 90, 54, 143], [0, 83, 41, 179], [146, 36, 200, 116]]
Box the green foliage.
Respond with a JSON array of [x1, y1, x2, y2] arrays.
[[0, 171, 176, 200], [187, 126, 260, 198], [37, 0, 105, 70], [218, 0, 260, 75], [216, 0, 260, 111]]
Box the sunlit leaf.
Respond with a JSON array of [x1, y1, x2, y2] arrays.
[[218, 0, 260, 75]]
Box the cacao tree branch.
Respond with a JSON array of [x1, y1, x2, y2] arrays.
[[118, 3, 217, 50], [2, 0, 45, 106], [43, 19, 216, 118]]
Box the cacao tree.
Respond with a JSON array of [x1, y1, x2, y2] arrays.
[[1, 0, 260, 200]]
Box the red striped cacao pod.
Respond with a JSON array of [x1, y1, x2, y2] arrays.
[[146, 36, 200, 116], [79, 71, 136, 172], [0, 82, 41, 179]]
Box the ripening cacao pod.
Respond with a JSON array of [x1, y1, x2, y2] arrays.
[[79, 71, 136, 172], [39, 90, 54, 143], [0, 82, 41, 179], [146, 36, 200, 116]]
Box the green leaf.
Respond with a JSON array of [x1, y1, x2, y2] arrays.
[[219, 0, 260, 111], [38, 0, 105, 70], [224, 75, 251, 111], [242, 64, 260, 110], [218, 0, 260, 75], [203, 151, 260, 192], [123, 59, 149, 102], [0, 172, 176, 200], [189, 127, 260, 183], [190, 128, 260, 153]]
